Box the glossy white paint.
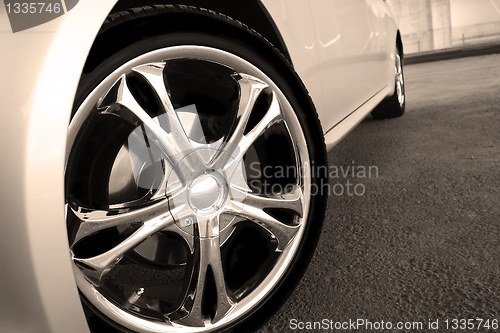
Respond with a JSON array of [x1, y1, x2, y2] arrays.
[[0, 0, 399, 331], [311, 0, 382, 130], [263, 0, 398, 141], [261, 0, 325, 120], [0, 1, 116, 332], [372, 0, 400, 89]]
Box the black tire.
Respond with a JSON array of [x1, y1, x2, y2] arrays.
[[371, 45, 405, 119], [67, 6, 327, 333]]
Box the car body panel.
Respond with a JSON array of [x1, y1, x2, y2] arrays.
[[310, 0, 383, 129], [263, 0, 398, 146], [0, 2, 115, 332], [0, 1, 399, 331], [261, 0, 325, 122]]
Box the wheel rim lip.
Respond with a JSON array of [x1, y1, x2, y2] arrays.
[[67, 45, 312, 332]]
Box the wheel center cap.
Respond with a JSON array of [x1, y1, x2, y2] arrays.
[[167, 149, 246, 235], [189, 173, 223, 211]]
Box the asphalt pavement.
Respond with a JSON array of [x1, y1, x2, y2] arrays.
[[258, 54, 500, 332]]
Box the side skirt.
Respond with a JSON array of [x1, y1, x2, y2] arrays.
[[323, 84, 392, 151]]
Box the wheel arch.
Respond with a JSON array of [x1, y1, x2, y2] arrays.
[[77, 5, 318, 157], [83, 0, 291, 72], [396, 29, 404, 61]]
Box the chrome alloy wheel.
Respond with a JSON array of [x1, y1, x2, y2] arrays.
[[395, 52, 405, 109], [371, 43, 405, 119], [66, 45, 311, 332]]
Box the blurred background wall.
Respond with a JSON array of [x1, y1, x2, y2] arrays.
[[388, 0, 500, 54]]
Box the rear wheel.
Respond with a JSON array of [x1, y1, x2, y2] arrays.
[[66, 8, 327, 333], [371, 45, 405, 119]]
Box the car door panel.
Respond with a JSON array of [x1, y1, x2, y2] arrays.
[[311, 0, 387, 132]]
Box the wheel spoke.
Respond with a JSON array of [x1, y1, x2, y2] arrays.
[[394, 54, 404, 106], [395, 53, 402, 75], [98, 73, 202, 182], [131, 63, 176, 113], [224, 187, 302, 252], [174, 220, 235, 326], [132, 63, 198, 162], [150, 160, 169, 200], [210, 74, 267, 167], [238, 206, 299, 252], [234, 91, 282, 162], [242, 185, 304, 218], [219, 222, 237, 247], [219, 92, 282, 176], [68, 199, 170, 246], [72, 211, 176, 285]]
